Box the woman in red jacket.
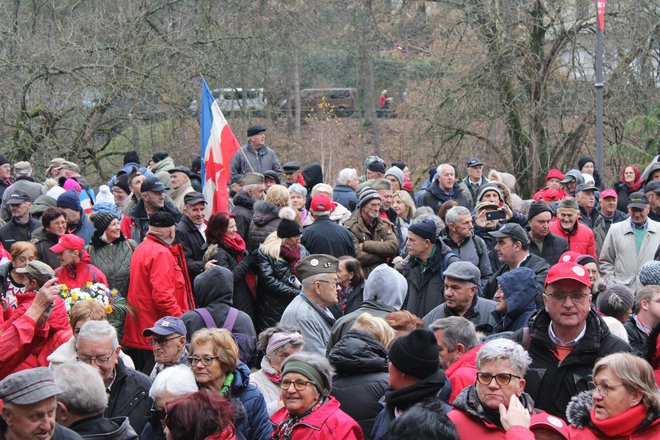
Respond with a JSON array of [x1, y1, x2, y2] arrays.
[[50, 234, 107, 289]]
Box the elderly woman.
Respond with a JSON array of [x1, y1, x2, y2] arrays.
[[566, 352, 660, 439], [165, 391, 236, 440], [271, 352, 364, 439], [288, 183, 308, 225], [32, 206, 68, 269], [392, 190, 416, 257], [333, 256, 365, 317], [0, 241, 37, 311], [250, 326, 305, 415], [188, 328, 271, 440], [449, 338, 543, 438], [87, 211, 136, 295]]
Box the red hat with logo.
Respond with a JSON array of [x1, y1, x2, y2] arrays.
[[545, 261, 592, 288], [599, 189, 618, 201], [49, 234, 85, 253], [558, 251, 582, 263], [545, 169, 565, 182], [310, 194, 336, 214], [530, 413, 569, 439]]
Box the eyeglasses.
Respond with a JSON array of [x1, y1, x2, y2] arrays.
[[188, 355, 220, 366], [150, 408, 167, 420], [476, 372, 521, 386], [147, 336, 181, 347], [588, 381, 625, 397], [280, 379, 314, 391], [317, 280, 339, 288], [545, 292, 591, 302], [77, 352, 115, 365]]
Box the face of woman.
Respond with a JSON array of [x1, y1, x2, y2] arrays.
[[290, 192, 305, 210], [14, 250, 36, 269], [281, 372, 321, 417], [581, 162, 594, 175], [225, 218, 238, 240], [591, 367, 642, 420], [269, 345, 302, 372], [282, 235, 301, 249], [190, 341, 225, 390], [546, 178, 562, 190], [112, 187, 129, 205], [391, 196, 408, 218], [46, 215, 67, 236], [475, 359, 525, 410], [336, 260, 354, 289], [104, 219, 121, 242], [624, 167, 636, 183]]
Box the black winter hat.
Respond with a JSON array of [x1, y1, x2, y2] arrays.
[[388, 329, 439, 379], [149, 211, 176, 228], [151, 152, 169, 163], [113, 174, 131, 195], [527, 201, 552, 221], [367, 160, 386, 174], [123, 151, 140, 165], [277, 207, 302, 238], [0, 155, 9, 166], [93, 212, 118, 232]]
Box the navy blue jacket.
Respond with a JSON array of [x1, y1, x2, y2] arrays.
[[492, 267, 539, 332], [231, 361, 271, 440], [333, 185, 359, 212]]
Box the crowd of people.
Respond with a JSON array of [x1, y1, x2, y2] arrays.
[[0, 127, 659, 439]]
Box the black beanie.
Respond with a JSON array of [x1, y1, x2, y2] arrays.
[[93, 211, 118, 232], [0, 155, 9, 166], [577, 156, 594, 171], [388, 328, 439, 379], [113, 174, 131, 195], [277, 207, 302, 238], [367, 160, 386, 174], [527, 201, 552, 221], [123, 151, 140, 165], [151, 152, 169, 163]]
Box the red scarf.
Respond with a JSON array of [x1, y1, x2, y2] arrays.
[[265, 370, 282, 385], [222, 234, 257, 298], [590, 403, 647, 437], [280, 244, 301, 277], [622, 164, 644, 192]]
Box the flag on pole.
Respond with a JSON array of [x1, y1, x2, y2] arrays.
[[200, 78, 240, 219], [597, 1, 606, 30]]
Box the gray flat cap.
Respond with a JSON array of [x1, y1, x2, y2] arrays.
[[443, 261, 481, 285], [0, 367, 62, 405]]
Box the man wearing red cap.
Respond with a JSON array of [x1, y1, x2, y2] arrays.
[[593, 189, 627, 253], [51, 234, 107, 289], [515, 261, 630, 421], [301, 194, 355, 258]]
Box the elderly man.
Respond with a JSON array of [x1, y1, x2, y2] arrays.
[[345, 187, 398, 275], [0, 191, 41, 250], [422, 261, 497, 333], [429, 317, 479, 403], [301, 194, 355, 258], [142, 316, 188, 379], [593, 189, 628, 253], [174, 192, 208, 286], [167, 166, 194, 212], [52, 361, 138, 439], [460, 157, 489, 208], [441, 206, 492, 283], [549, 196, 597, 257], [123, 211, 194, 374], [560, 169, 584, 196], [231, 172, 265, 240], [0, 155, 11, 200], [282, 162, 302, 188], [575, 182, 602, 229], [482, 223, 549, 300], [526, 201, 568, 266], [333, 168, 360, 212], [279, 254, 340, 355], [0, 367, 82, 439], [403, 219, 461, 318], [372, 179, 397, 223], [600, 191, 660, 291], [56, 190, 95, 245], [230, 124, 282, 179], [1, 161, 44, 222], [418, 164, 471, 211], [76, 320, 152, 434], [514, 261, 630, 420]]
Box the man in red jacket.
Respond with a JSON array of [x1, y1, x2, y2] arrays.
[[549, 197, 597, 258], [123, 211, 194, 374]]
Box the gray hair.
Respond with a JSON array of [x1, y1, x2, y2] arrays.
[[243, 183, 261, 193], [594, 353, 660, 413], [476, 338, 532, 377], [445, 206, 471, 226], [76, 320, 118, 351], [282, 352, 334, 392], [148, 364, 198, 400], [336, 168, 358, 185], [436, 163, 454, 176], [311, 183, 333, 197], [301, 273, 328, 292], [52, 362, 108, 415], [429, 317, 478, 352], [288, 183, 308, 197]]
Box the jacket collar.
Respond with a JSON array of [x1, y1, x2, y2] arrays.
[[298, 292, 335, 326]]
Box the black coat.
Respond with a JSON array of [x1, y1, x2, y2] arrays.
[[301, 215, 356, 258], [417, 180, 471, 212], [247, 201, 280, 252], [106, 358, 153, 435], [528, 231, 569, 266], [207, 242, 256, 320], [174, 216, 206, 287], [482, 253, 549, 300], [0, 217, 41, 251], [232, 191, 254, 240], [32, 226, 60, 269], [328, 330, 389, 436]]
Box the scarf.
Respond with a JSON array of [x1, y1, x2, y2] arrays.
[[622, 165, 644, 192], [590, 403, 647, 437], [384, 370, 447, 412], [265, 370, 282, 385], [222, 234, 257, 297], [280, 244, 301, 277], [271, 396, 328, 440]]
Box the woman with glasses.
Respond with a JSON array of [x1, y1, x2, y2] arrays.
[[32, 207, 67, 269], [449, 338, 558, 438], [188, 328, 270, 440], [0, 241, 38, 310], [566, 352, 660, 439], [271, 352, 363, 440]]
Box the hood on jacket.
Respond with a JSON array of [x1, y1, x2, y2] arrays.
[[233, 191, 254, 210], [565, 389, 593, 428], [363, 264, 406, 309], [328, 330, 388, 375], [230, 361, 252, 394], [251, 201, 280, 226], [496, 267, 539, 320], [193, 265, 233, 308], [150, 156, 175, 174], [302, 163, 323, 193]]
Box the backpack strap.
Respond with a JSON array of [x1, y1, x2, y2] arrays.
[[193, 308, 217, 329], [223, 307, 239, 332], [442, 251, 458, 272]]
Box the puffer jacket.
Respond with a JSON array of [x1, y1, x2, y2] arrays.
[[344, 212, 398, 276], [329, 330, 388, 435], [0, 216, 42, 251], [422, 296, 497, 335], [254, 244, 309, 333], [231, 191, 255, 240], [247, 201, 280, 252], [271, 395, 364, 440], [151, 155, 175, 189], [106, 357, 153, 436], [31, 226, 61, 269], [228, 361, 272, 440], [55, 251, 108, 290], [549, 218, 597, 258], [418, 180, 472, 211], [492, 267, 539, 333], [87, 232, 136, 295]]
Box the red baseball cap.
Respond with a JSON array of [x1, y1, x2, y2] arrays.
[[558, 251, 581, 263], [599, 189, 617, 201], [530, 413, 569, 439], [49, 234, 85, 253], [310, 194, 336, 213], [545, 261, 592, 288], [545, 169, 565, 182]]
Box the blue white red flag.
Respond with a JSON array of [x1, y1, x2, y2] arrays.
[[200, 78, 240, 218]]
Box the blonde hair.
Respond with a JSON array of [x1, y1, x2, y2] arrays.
[[261, 231, 283, 260], [190, 328, 239, 374], [393, 190, 416, 218], [594, 353, 660, 412], [9, 241, 37, 259], [266, 185, 291, 208], [69, 300, 107, 331], [352, 313, 395, 348], [311, 183, 333, 197]]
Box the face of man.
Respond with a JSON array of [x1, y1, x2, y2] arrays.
[[9, 201, 31, 221], [57, 249, 80, 267], [249, 132, 265, 148], [285, 170, 299, 185], [2, 396, 57, 440], [378, 189, 393, 211], [433, 330, 461, 370], [543, 279, 592, 332], [60, 207, 80, 226], [529, 211, 552, 240], [564, 178, 577, 194], [169, 172, 189, 190], [406, 231, 431, 259], [438, 166, 455, 192], [647, 192, 660, 212], [443, 277, 477, 315], [312, 274, 339, 308], [494, 284, 507, 313], [360, 199, 381, 223], [576, 190, 596, 211], [599, 196, 618, 217], [651, 170, 660, 181], [494, 237, 521, 267], [264, 177, 277, 188], [546, 177, 562, 190], [347, 175, 360, 190], [480, 190, 501, 205], [366, 169, 384, 180], [76, 336, 120, 387], [449, 214, 473, 241], [628, 206, 650, 227], [468, 165, 483, 182], [184, 202, 206, 226], [557, 207, 579, 230], [130, 175, 145, 197], [142, 190, 165, 210], [150, 334, 186, 366], [640, 291, 660, 328], [0, 163, 10, 180], [385, 175, 401, 192], [246, 184, 266, 201]]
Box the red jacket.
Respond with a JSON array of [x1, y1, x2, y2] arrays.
[[271, 396, 364, 440], [446, 343, 482, 403], [550, 219, 597, 258], [448, 408, 539, 440], [55, 251, 108, 289], [123, 234, 194, 350], [567, 414, 660, 439]]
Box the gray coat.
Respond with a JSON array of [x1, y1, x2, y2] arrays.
[[280, 292, 335, 356], [87, 234, 136, 295], [230, 143, 282, 178], [423, 296, 497, 334]]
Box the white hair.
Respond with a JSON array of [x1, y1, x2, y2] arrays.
[[311, 183, 333, 197], [476, 338, 532, 376], [336, 168, 358, 185], [436, 163, 454, 175], [149, 364, 198, 400], [76, 320, 118, 351], [52, 362, 108, 415]]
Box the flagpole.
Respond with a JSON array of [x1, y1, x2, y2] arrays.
[[595, 1, 605, 177]]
